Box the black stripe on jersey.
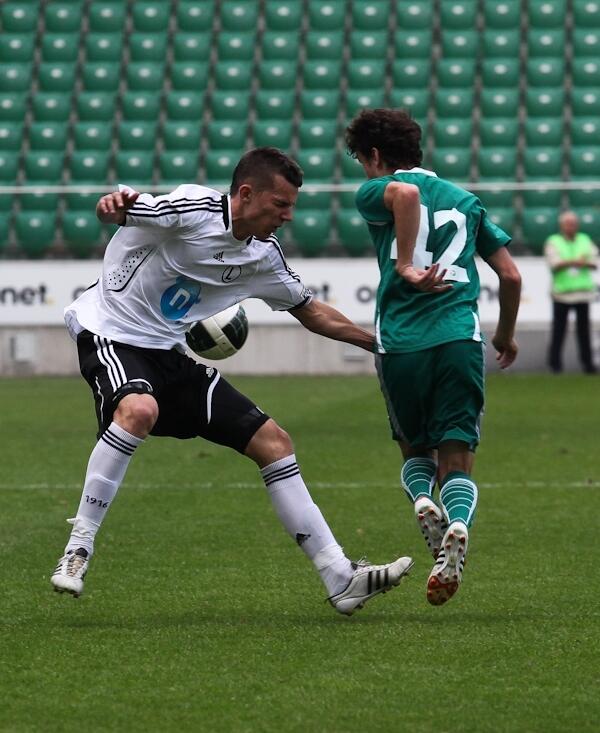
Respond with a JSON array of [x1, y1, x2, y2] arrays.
[[131, 196, 221, 212], [128, 205, 222, 219], [268, 237, 301, 283], [221, 194, 229, 229]]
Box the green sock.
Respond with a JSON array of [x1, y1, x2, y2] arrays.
[[401, 457, 437, 502], [440, 471, 478, 528]]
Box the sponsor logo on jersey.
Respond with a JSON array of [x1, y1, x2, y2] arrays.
[[222, 265, 242, 283], [160, 276, 202, 320]]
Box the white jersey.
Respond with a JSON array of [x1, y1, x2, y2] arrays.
[[64, 184, 312, 350]]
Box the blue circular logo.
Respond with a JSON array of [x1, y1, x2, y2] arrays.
[[160, 277, 202, 320]]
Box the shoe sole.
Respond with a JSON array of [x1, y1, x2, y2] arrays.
[[51, 578, 83, 599], [338, 559, 415, 616], [416, 506, 448, 559], [426, 528, 467, 606]]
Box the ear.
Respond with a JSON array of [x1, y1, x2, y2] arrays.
[[370, 147, 382, 168], [238, 182, 253, 202]]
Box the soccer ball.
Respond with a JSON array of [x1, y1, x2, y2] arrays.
[[186, 304, 249, 360]]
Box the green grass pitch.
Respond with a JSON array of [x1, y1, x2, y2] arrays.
[[1, 373, 599, 732]]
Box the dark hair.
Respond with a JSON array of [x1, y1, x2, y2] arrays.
[[230, 147, 303, 194], [345, 109, 423, 168]]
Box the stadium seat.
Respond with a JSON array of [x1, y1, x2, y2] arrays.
[[483, 2, 521, 28], [132, 2, 170, 32], [347, 60, 386, 89], [77, 92, 116, 121], [520, 208, 557, 253], [389, 89, 430, 118], [570, 146, 600, 177], [218, 32, 256, 61], [127, 63, 165, 92], [392, 60, 431, 88], [308, 2, 346, 30], [434, 89, 473, 118], [527, 58, 565, 87], [396, 2, 431, 29], [115, 152, 154, 184], [264, 0, 303, 30], [477, 148, 517, 178], [28, 122, 68, 150], [171, 62, 210, 91], [220, 1, 259, 31], [572, 29, 600, 57], [165, 91, 203, 121], [433, 119, 472, 147], [88, 3, 126, 33], [0, 93, 27, 121], [523, 148, 562, 178], [300, 90, 340, 119], [525, 88, 565, 116], [0, 152, 18, 183], [528, 29, 565, 57], [62, 210, 103, 258], [0, 34, 34, 62], [570, 118, 600, 145], [479, 89, 519, 117], [479, 118, 518, 146], [259, 61, 297, 89], [295, 190, 333, 211], [82, 62, 121, 92], [295, 150, 336, 182], [349, 31, 388, 59], [431, 149, 471, 180], [211, 91, 250, 120], [207, 120, 247, 149], [520, 182, 561, 208], [477, 187, 514, 209], [121, 92, 160, 121], [346, 89, 385, 117], [0, 213, 10, 251], [337, 209, 372, 256], [44, 3, 82, 33], [37, 63, 76, 93], [255, 90, 295, 119], [20, 194, 61, 216], [70, 151, 110, 183], [528, 0, 566, 28], [41, 34, 79, 63], [252, 120, 292, 149], [15, 211, 57, 258], [303, 61, 342, 90], [482, 30, 520, 57], [24, 151, 64, 182], [572, 59, 600, 87], [524, 118, 563, 146], [573, 0, 600, 26], [305, 31, 344, 60], [440, 1, 478, 29], [567, 185, 599, 208], [85, 33, 123, 62], [162, 121, 201, 151], [173, 34, 212, 62], [352, 1, 389, 30], [393, 30, 432, 58], [298, 120, 337, 148], [486, 208, 516, 234], [158, 151, 200, 184], [118, 121, 157, 151], [31, 92, 71, 121], [73, 122, 112, 151], [0, 121, 23, 150], [441, 30, 479, 58], [129, 34, 168, 62], [1, 3, 38, 32], [340, 153, 366, 182], [204, 150, 237, 184], [176, 2, 215, 31], [437, 59, 476, 87], [572, 208, 600, 235], [571, 88, 600, 116], [0, 63, 31, 92], [481, 59, 520, 87], [262, 32, 300, 61], [291, 210, 331, 257]]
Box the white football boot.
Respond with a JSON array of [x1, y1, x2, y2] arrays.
[[414, 496, 448, 559], [329, 556, 414, 616], [51, 548, 89, 598], [426, 521, 468, 606]]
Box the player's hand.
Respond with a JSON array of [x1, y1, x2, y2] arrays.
[[96, 190, 140, 224], [398, 263, 453, 293], [492, 334, 518, 369]]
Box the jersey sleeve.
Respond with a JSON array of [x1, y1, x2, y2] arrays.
[[124, 184, 219, 231], [355, 178, 394, 225], [475, 209, 512, 260], [254, 240, 313, 311]]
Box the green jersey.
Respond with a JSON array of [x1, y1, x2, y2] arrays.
[[356, 167, 511, 353]]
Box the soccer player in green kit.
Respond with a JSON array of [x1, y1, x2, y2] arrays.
[[345, 109, 521, 605]]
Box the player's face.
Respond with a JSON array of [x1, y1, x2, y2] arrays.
[[244, 175, 298, 239]]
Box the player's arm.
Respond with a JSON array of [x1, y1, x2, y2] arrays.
[[96, 189, 140, 225], [289, 299, 375, 352], [383, 182, 451, 292], [485, 247, 522, 369]]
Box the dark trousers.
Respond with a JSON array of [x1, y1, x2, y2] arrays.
[[548, 301, 596, 373]]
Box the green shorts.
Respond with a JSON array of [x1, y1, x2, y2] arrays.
[[375, 340, 485, 450]]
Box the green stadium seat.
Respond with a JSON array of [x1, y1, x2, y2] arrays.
[[295, 190, 332, 211], [524, 118, 563, 146], [303, 60, 342, 90], [300, 90, 340, 119], [0, 152, 19, 182], [177, 2, 215, 31], [220, 1, 258, 31], [437, 59, 476, 87], [115, 151, 154, 184], [204, 150, 237, 185], [298, 120, 337, 148], [570, 146, 600, 177], [19, 191, 59, 212], [573, 208, 600, 235], [173, 34, 212, 62], [1, 3, 38, 32], [521, 183, 561, 208], [171, 62, 210, 90], [70, 151, 110, 182], [482, 30, 520, 57], [389, 89, 430, 122], [308, 2, 345, 30], [0, 34, 34, 62], [350, 31, 388, 59], [211, 91, 250, 120], [82, 62, 121, 91], [570, 118, 600, 145], [567, 184, 599, 208], [41, 34, 79, 62], [346, 89, 385, 117], [525, 88, 565, 116], [62, 210, 103, 258], [528, 0, 566, 28], [393, 30, 432, 58], [0, 121, 22, 149], [520, 208, 557, 253], [434, 89, 473, 117], [217, 32, 256, 61], [431, 149, 471, 180], [88, 3, 126, 32], [0, 63, 31, 92], [262, 32, 300, 61], [295, 150, 336, 181], [573, 0, 600, 26], [129, 34, 168, 62], [573, 29, 600, 57], [15, 212, 57, 258], [0, 93, 27, 120], [340, 153, 366, 182], [44, 3, 82, 33], [28, 122, 68, 150], [73, 122, 112, 151], [24, 151, 64, 182], [392, 60, 431, 88], [572, 59, 600, 87], [433, 119, 472, 147], [291, 210, 331, 257], [259, 61, 297, 89], [396, 2, 431, 29], [37, 63, 76, 93], [527, 58, 565, 87], [523, 148, 562, 178], [479, 89, 519, 117], [441, 30, 479, 58], [264, 0, 303, 30], [207, 120, 247, 149], [0, 213, 10, 250], [121, 92, 161, 121], [214, 61, 252, 90], [479, 118, 518, 146], [483, 1, 520, 28], [254, 90, 295, 119], [440, 1, 478, 29], [165, 92, 203, 120], [252, 120, 292, 149], [162, 121, 201, 151], [85, 33, 123, 62], [352, 1, 389, 30], [132, 2, 170, 32], [118, 121, 157, 150], [31, 92, 71, 121], [528, 29, 565, 57], [481, 59, 520, 87], [477, 148, 517, 178], [77, 92, 116, 121], [158, 151, 199, 183], [305, 31, 344, 60], [347, 60, 385, 89], [477, 187, 515, 209], [571, 88, 600, 115], [337, 209, 372, 256], [127, 62, 165, 91], [485, 207, 516, 234]]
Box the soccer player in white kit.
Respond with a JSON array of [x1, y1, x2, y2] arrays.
[[51, 147, 413, 615]]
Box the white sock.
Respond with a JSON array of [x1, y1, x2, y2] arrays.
[[65, 422, 144, 556], [260, 455, 353, 595]]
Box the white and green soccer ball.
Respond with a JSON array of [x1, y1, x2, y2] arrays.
[[186, 304, 249, 360]]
